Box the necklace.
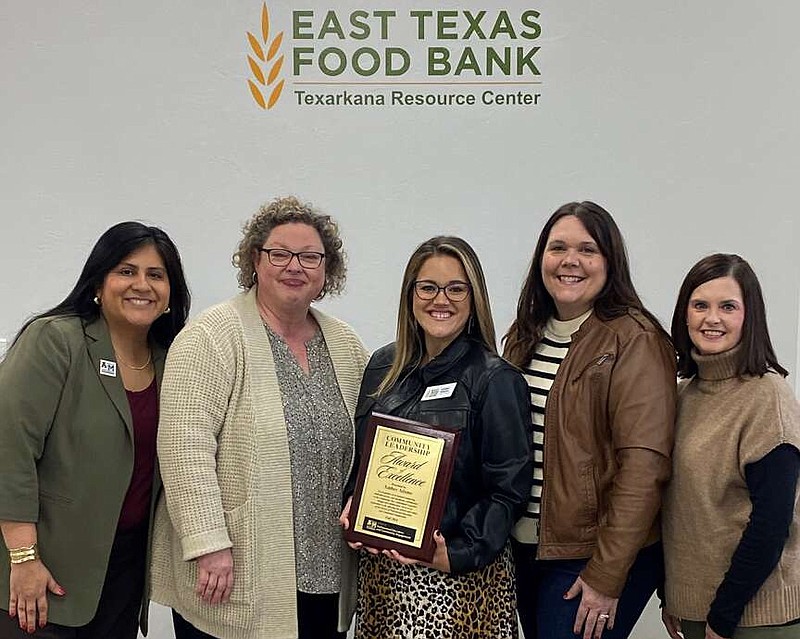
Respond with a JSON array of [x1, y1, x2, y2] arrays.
[[116, 350, 152, 371]]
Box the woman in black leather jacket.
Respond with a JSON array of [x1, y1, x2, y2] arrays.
[[341, 236, 532, 639]]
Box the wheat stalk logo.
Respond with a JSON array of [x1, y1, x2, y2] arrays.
[[246, 2, 285, 109]]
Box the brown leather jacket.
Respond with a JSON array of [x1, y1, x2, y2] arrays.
[[537, 309, 677, 597]]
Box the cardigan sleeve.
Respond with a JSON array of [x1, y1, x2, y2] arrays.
[[157, 320, 236, 561], [0, 319, 71, 522]]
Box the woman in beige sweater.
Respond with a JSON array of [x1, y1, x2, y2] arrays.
[[662, 254, 800, 639], [150, 197, 368, 639]]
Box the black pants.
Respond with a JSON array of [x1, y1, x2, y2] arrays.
[[297, 592, 346, 639], [0, 526, 146, 639], [172, 591, 346, 639]]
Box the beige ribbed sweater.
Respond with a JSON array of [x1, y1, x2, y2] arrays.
[[150, 289, 368, 639], [663, 347, 800, 628]]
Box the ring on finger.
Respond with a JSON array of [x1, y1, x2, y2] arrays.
[[598, 613, 610, 621]]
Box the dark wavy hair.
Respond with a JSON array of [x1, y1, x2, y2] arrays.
[[15, 221, 190, 348], [504, 201, 668, 367], [671, 253, 787, 379]]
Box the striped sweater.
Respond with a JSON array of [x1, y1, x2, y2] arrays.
[[513, 310, 591, 544]]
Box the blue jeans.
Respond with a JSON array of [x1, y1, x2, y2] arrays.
[[513, 540, 663, 639]]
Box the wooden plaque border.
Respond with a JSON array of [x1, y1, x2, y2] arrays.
[[344, 411, 460, 562]]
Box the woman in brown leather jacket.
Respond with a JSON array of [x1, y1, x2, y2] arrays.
[[504, 201, 677, 639]]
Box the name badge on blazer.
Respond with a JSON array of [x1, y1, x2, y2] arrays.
[[421, 382, 456, 401], [99, 359, 117, 377]]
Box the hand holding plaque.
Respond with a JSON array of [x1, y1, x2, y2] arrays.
[[344, 412, 460, 563]]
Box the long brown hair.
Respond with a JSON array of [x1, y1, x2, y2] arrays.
[[377, 236, 497, 396], [503, 201, 667, 367]]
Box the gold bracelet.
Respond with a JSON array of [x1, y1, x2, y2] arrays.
[[8, 543, 38, 565]]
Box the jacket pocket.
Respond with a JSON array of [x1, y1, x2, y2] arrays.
[[415, 387, 472, 432], [416, 407, 470, 431], [39, 489, 74, 505], [222, 501, 255, 608], [579, 461, 599, 531]]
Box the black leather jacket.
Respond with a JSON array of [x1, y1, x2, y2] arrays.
[[346, 334, 533, 574]]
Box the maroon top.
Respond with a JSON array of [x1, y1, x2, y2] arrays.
[[118, 378, 158, 531]]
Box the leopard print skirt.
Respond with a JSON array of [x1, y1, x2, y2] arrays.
[[355, 544, 518, 639]]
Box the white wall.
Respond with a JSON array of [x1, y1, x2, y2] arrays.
[[2, 2, 798, 637]]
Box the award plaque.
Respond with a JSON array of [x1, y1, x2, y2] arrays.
[[345, 412, 461, 562]]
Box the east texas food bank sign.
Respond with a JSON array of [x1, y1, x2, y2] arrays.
[[245, 4, 544, 110]]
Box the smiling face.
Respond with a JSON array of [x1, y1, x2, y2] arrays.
[[96, 243, 170, 334], [254, 222, 326, 312], [540, 215, 608, 320], [412, 255, 471, 359], [686, 276, 745, 355]]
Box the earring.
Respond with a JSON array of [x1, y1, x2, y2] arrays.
[[93, 296, 101, 306], [163, 307, 171, 315], [252, 271, 258, 283]]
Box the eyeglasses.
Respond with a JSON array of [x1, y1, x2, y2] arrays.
[[413, 280, 471, 302], [258, 248, 326, 269]]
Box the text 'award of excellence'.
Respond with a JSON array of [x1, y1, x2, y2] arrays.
[[345, 412, 460, 562]]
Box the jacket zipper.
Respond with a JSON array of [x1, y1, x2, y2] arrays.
[[539, 350, 615, 555], [572, 352, 615, 382]]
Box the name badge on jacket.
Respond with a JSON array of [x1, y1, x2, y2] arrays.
[[99, 359, 117, 377], [421, 382, 456, 401]]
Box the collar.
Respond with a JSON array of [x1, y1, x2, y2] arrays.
[[415, 333, 473, 384], [547, 308, 593, 340], [692, 344, 742, 381], [571, 310, 601, 343], [83, 313, 110, 344], [82, 315, 133, 435], [83, 314, 166, 364]]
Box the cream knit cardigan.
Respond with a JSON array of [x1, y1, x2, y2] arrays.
[[150, 288, 368, 639]]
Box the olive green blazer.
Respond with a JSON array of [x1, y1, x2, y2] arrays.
[[0, 315, 165, 627]]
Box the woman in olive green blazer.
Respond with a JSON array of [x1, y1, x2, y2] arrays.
[[0, 222, 189, 638]]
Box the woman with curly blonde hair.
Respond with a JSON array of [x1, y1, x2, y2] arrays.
[[151, 196, 368, 639]]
